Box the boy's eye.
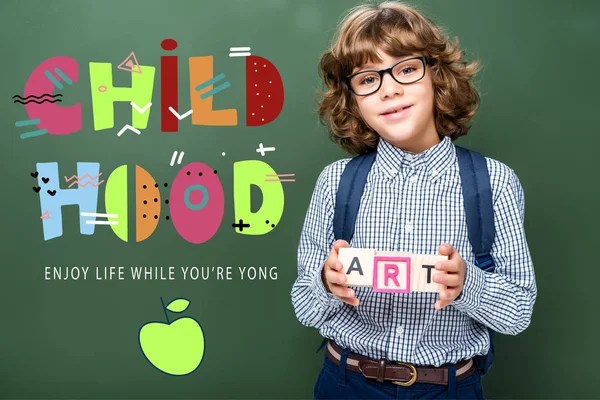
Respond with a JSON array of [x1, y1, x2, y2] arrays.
[[355, 74, 379, 86], [392, 61, 422, 77]]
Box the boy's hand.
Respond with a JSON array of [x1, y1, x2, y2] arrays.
[[321, 240, 360, 306], [433, 243, 466, 310]]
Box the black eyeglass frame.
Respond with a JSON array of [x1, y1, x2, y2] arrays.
[[345, 56, 435, 96]]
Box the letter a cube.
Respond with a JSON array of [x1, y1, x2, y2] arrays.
[[338, 247, 375, 287]]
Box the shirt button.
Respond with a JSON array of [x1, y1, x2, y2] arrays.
[[431, 169, 439, 177], [409, 175, 418, 184], [405, 154, 413, 161], [396, 326, 404, 336], [405, 223, 413, 233]]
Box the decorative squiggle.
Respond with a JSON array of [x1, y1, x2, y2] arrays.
[[14, 98, 62, 104], [64, 173, 102, 182], [68, 179, 105, 188], [13, 93, 62, 100]]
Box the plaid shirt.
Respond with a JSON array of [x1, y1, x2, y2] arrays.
[[291, 136, 537, 367]]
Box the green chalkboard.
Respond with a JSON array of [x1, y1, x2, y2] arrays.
[[1, 0, 599, 398]]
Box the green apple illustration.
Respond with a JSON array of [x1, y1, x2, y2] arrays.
[[139, 297, 205, 376]]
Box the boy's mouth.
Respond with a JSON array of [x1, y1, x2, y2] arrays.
[[381, 104, 413, 115]]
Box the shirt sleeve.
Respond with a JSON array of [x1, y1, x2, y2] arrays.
[[451, 167, 537, 335], [291, 165, 344, 329]]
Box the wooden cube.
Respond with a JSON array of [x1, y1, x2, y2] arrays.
[[372, 255, 412, 293], [410, 254, 448, 293], [338, 247, 375, 287]]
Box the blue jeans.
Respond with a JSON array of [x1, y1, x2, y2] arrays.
[[313, 353, 485, 399]]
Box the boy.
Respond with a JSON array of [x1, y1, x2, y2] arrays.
[[291, 1, 537, 399]]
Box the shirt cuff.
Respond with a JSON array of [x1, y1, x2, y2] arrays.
[[311, 262, 344, 309], [452, 260, 486, 312]]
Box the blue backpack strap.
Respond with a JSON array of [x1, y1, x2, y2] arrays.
[[316, 152, 376, 353], [455, 146, 496, 272], [332, 152, 377, 242], [455, 145, 496, 376]]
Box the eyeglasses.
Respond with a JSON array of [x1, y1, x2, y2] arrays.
[[345, 56, 434, 96]]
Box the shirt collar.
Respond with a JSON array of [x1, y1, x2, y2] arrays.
[[374, 135, 455, 182]]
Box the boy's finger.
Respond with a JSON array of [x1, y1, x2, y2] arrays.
[[331, 285, 354, 299], [325, 251, 338, 271], [334, 240, 350, 251], [438, 243, 457, 256], [436, 287, 461, 308], [434, 273, 459, 287], [435, 298, 453, 310], [440, 289, 454, 301], [329, 260, 342, 271], [325, 259, 341, 273], [435, 260, 459, 273], [328, 247, 337, 261], [327, 253, 344, 272], [340, 296, 360, 307], [326, 269, 346, 285]]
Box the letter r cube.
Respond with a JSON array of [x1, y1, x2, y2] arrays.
[[373, 256, 411, 293]]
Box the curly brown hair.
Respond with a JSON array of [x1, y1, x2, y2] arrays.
[[316, 1, 481, 155]]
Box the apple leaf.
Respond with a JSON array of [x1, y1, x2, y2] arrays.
[[166, 298, 190, 313]]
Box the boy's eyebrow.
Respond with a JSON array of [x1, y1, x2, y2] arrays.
[[352, 64, 380, 75], [357, 56, 418, 71]]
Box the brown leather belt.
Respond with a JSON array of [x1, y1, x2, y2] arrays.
[[326, 340, 475, 386]]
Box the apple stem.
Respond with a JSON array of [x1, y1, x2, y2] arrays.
[[160, 296, 170, 324]]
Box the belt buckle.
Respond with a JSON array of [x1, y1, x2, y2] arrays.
[[392, 362, 418, 386]]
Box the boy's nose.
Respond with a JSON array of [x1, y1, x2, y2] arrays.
[[379, 72, 404, 97]]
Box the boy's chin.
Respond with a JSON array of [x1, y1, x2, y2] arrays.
[[380, 133, 416, 146]]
